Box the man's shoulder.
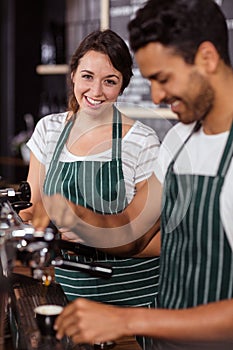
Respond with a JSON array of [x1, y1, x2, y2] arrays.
[[163, 121, 196, 145], [167, 121, 195, 136]]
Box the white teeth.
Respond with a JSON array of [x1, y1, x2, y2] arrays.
[[172, 100, 179, 107], [86, 97, 102, 105]]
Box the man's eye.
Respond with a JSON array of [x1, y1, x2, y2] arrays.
[[158, 78, 168, 84]]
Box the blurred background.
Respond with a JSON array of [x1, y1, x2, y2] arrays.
[[0, 0, 232, 184]]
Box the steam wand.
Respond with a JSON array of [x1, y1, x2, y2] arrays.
[[16, 225, 113, 281]]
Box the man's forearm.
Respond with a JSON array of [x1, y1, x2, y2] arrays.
[[124, 299, 233, 342], [33, 174, 162, 249]]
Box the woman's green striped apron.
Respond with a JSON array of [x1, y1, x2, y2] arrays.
[[44, 107, 127, 214], [154, 123, 233, 349], [44, 106, 159, 349]]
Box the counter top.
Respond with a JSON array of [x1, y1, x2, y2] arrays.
[[6, 270, 142, 350], [2, 336, 141, 350], [113, 337, 142, 350]]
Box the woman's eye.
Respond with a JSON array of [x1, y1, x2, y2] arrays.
[[105, 79, 117, 86], [82, 74, 93, 80]]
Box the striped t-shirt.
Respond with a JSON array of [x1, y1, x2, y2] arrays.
[[27, 112, 160, 204]]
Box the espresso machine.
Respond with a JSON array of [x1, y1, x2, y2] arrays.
[[0, 182, 112, 350]]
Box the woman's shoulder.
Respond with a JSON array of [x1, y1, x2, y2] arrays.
[[38, 111, 68, 126], [123, 120, 160, 151], [34, 112, 68, 134], [121, 112, 159, 136], [133, 120, 159, 136], [131, 120, 160, 146]]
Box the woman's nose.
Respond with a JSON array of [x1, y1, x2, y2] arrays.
[[91, 81, 103, 97]]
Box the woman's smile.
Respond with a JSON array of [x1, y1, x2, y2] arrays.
[[85, 96, 104, 108]]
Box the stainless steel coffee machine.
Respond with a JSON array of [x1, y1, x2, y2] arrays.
[[0, 182, 112, 350], [0, 182, 34, 347]]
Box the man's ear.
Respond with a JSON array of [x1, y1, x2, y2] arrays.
[[195, 41, 220, 73]]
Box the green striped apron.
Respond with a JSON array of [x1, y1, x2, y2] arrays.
[[43, 106, 159, 349], [44, 107, 127, 214], [155, 122, 233, 350]]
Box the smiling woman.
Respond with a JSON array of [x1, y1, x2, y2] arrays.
[[20, 29, 161, 350], [71, 49, 123, 118]]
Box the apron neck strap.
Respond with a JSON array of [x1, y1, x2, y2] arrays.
[[50, 107, 123, 163], [217, 121, 233, 176], [170, 121, 201, 166], [112, 105, 122, 160], [52, 115, 75, 162]]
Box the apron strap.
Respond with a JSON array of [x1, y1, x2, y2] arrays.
[[51, 106, 122, 164], [170, 121, 201, 169], [217, 122, 233, 176], [112, 105, 122, 160], [52, 115, 75, 163]]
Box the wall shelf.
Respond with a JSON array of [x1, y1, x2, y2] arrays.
[[36, 64, 69, 75], [117, 106, 177, 119]]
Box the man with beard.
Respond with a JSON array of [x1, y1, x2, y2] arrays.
[[36, 0, 233, 349]]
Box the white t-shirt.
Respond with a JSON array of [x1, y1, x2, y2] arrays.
[[154, 122, 233, 251], [27, 112, 160, 204]]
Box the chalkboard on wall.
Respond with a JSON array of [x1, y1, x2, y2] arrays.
[[219, 0, 233, 65], [110, 0, 154, 109], [110, 0, 233, 110]]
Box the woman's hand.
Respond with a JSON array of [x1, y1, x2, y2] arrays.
[[32, 196, 85, 242], [59, 227, 85, 243], [32, 194, 82, 234], [32, 200, 51, 231]]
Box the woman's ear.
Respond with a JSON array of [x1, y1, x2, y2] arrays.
[[195, 41, 220, 73]]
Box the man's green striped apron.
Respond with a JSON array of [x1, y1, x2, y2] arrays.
[[155, 122, 233, 349], [44, 106, 159, 349]]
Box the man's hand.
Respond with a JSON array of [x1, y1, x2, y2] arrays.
[[54, 298, 128, 344], [31, 175, 162, 250]]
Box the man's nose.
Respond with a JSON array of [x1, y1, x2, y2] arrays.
[[151, 83, 166, 105]]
